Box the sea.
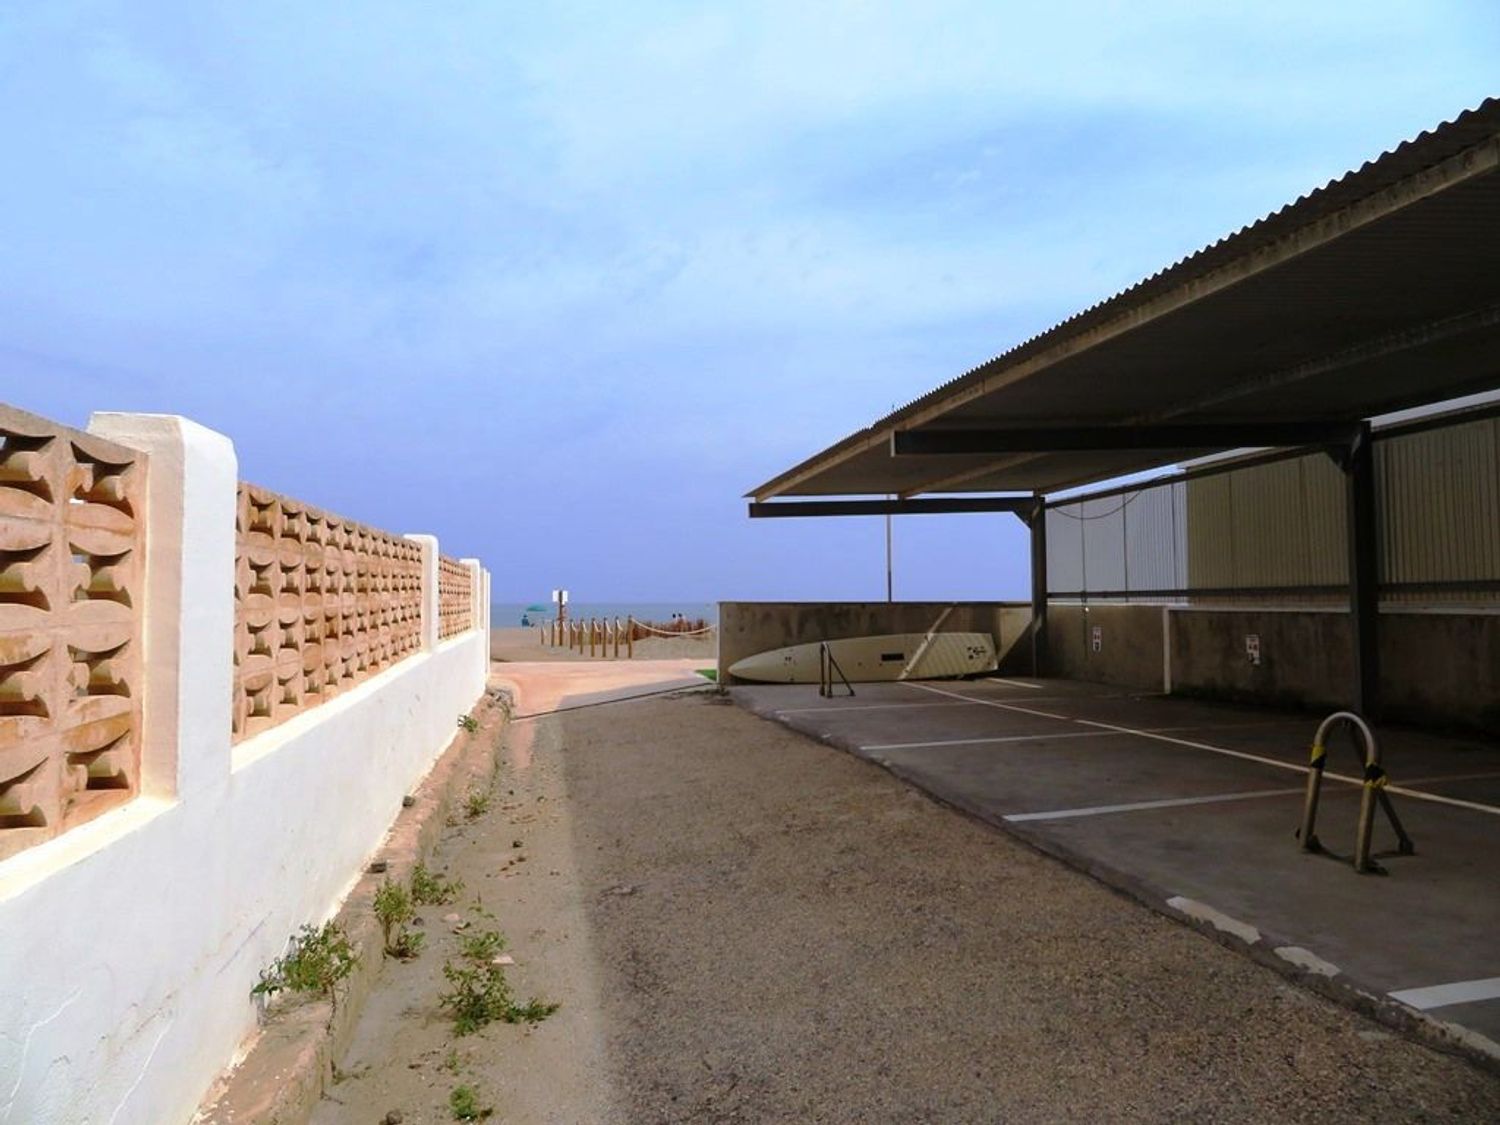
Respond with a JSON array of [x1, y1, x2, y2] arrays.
[[489, 601, 719, 629]]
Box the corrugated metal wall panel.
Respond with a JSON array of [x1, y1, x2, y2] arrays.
[[1230, 458, 1306, 587], [1079, 495, 1128, 590], [1047, 415, 1495, 604], [1186, 473, 1236, 588], [1379, 417, 1500, 594], [1300, 454, 1349, 586], [1124, 482, 1182, 591], [1046, 505, 1085, 592]]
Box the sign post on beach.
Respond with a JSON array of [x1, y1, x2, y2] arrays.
[[551, 589, 569, 647]]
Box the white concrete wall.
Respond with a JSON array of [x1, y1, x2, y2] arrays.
[[0, 414, 491, 1125]]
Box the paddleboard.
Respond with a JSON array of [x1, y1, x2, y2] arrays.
[[728, 632, 997, 684]]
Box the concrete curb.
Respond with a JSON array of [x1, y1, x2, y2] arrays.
[[194, 686, 514, 1124], [735, 693, 1500, 1080]]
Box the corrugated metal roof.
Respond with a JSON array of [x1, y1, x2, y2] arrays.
[[752, 98, 1500, 500]]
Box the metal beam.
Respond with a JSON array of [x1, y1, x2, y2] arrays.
[[1344, 423, 1381, 717], [1028, 497, 1048, 676], [748, 497, 1037, 519], [891, 421, 1363, 456]]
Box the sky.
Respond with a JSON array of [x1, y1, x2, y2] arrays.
[[3, 2, 1496, 605]]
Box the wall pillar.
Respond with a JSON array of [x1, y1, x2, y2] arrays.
[[461, 558, 485, 674], [87, 413, 237, 800], [405, 534, 440, 652]]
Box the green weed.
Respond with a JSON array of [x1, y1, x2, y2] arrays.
[[439, 926, 559, 1036], [449, 1083, 492, 1120], [411, 863, 464, 906], [463, 790, 491, 820], [252, 922, 357, 1009], [457, 714, 480, 733]]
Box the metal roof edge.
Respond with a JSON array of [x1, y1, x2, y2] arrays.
[[747, 97, 1500, 501]]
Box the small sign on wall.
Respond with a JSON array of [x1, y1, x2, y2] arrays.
[[1090, 625, 1103, 653], [1245, 633, 1262, 666]]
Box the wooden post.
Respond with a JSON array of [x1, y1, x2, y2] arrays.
[[626, 615, 634, 659], [613, 616, 621, 658]]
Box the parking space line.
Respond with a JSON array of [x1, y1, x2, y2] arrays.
[[774, 700, 979, 716], [981, 677, 1045, 689], [1388, 977, 1500, 1011], [1399, 769, 1500, 787], [895, 681, 1500, 817], [1004, 787, 1303, 823], [862, 730, 1118, 752], [902, 681, 1073, 720], [1076, 718, 1500, 818]]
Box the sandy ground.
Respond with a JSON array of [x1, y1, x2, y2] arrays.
[[491, 626, 717, 664], [313, 663, 1500, 1124]]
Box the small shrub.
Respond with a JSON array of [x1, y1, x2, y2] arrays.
[[450, 1083, 491, 1120], [388, 929, 426, 959], [441, 1047, 463, 1074], [464, 790, 491, 820], [374, 879, 411, 943], [457, 714, 480, 733], [252, 922, 357, 1009], [439, 926, 559, 1036], [412, 863, 463, 906], [458, 928, 506, 962]]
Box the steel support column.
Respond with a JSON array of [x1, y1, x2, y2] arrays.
[[1028, 497, 1047, 677], [1343, 423, 1381, 717]]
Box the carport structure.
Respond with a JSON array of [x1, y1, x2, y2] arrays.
[[749, 97, 1500, 719], [741, 101, 1500, 1065]]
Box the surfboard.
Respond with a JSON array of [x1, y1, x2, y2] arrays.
[[728, 632, 997, 684]]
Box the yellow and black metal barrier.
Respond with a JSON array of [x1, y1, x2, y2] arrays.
[[1297, 710, 1414, 874]]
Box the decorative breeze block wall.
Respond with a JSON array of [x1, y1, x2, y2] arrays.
[[232, 484, 425, 743], [0, 405, 145, 860], [438, 554, 473, 641]]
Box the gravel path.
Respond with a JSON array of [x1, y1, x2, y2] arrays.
[[315, 669, 1500, 1124]]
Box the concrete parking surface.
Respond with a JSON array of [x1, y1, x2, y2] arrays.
[[732, 675, 1500, 1056]]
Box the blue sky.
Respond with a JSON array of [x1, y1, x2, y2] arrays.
[[3, 2, 1496, 603]]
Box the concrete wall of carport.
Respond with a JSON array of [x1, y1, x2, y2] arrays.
[[1045, 601, 1500, 735], [1170, 607, 1500, 734], [1043, 604, 1167, 692], [717, 602, 1033, 684]]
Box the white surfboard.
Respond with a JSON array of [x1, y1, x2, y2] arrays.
[[728, 632, 997, 684]]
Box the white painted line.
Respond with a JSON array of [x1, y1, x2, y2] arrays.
[[1166, 896, 1260, 945], [1384, 786, 1500, 816], [1076, 718, 1500, 818], [1074, 723, 1368, 786], [982, 677, 1046, 690], [774, 700, 979, 716], [1399, 769, 1500, 787], [1004, 787, 1302, 822], [893, 685, 1500, 819], [1389, 977, 1500, 1011], [902, 680, 1072, 721], [863, 731, 1118, 752]]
